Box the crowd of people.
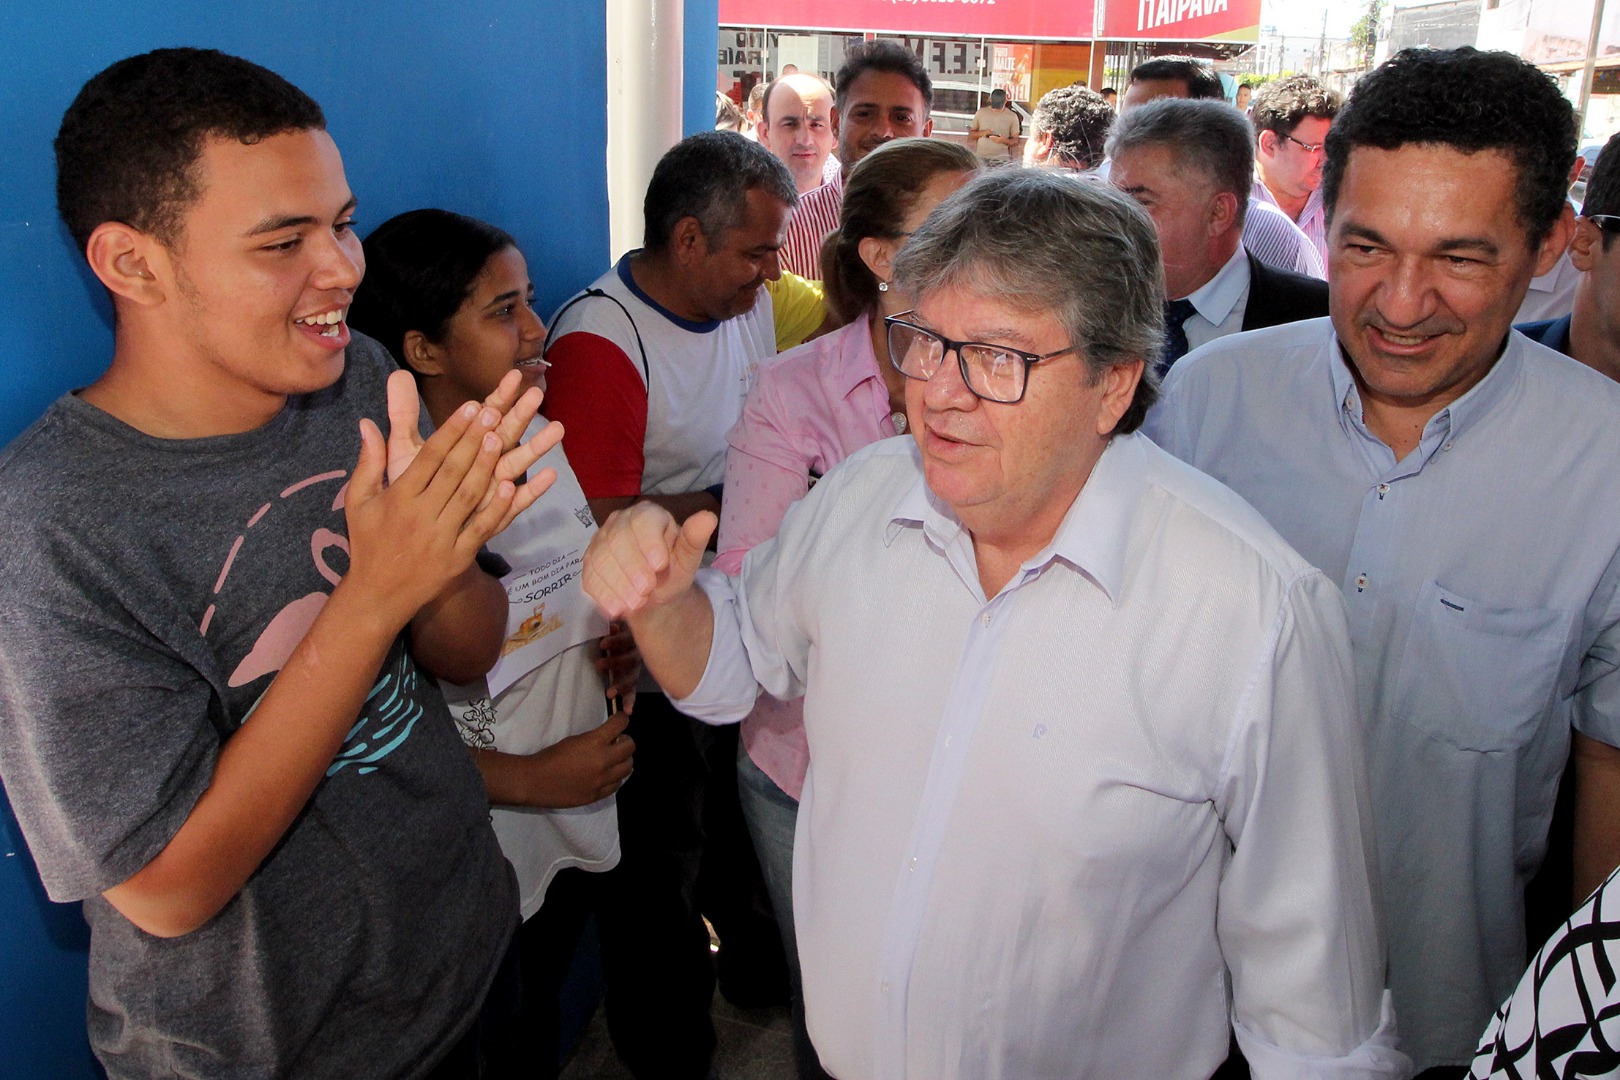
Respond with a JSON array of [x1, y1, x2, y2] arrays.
[[3, 32, 1620, 1080]]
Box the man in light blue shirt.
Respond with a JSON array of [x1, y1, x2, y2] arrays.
[[582, 170, 1406, 1079], [1148, 47, 1620, 1076]]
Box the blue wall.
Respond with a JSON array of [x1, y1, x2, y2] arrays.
[[0, 1, 715, 1075]]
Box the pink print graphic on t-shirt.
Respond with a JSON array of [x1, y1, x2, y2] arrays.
[[199, 470, 348, 688]]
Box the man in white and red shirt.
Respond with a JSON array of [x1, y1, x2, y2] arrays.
[[780, 40, 934, 279], [542, 129, 797, 1080]]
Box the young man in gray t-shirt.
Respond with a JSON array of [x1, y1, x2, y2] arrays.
[[0, 48, 562, 1078]]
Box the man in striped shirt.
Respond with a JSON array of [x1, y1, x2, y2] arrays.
[[780, 41, 933, 279], [1250, 74, 1340, 278]]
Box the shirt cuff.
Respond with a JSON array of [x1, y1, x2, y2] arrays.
[[670, 569, 760, 725], [1235, 990, 1412, 1080]]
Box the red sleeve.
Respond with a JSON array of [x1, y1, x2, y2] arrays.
[[541, 331, 648, 500]]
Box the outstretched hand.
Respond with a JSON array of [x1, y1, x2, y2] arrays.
[[343, 371, 563, 628], [582, 503, 716, 620], [383, 369, 564, 532]]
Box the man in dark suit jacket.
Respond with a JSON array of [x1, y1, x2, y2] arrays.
[[1108, 97, 1328, 377]]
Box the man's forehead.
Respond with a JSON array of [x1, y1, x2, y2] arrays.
[[773, 76, 832, 112], [725, 189, 792, 238], [1335, 143, 1535, 250], [189, 129, 352, 217], [842, 70, 926, 111], [915, 287, 1051, 348]]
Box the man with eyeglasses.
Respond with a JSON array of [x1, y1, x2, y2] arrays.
[[582, 169, 1405, 1080], [1148, 48, 1620, 1076], [1250, 74, 1340, 277]]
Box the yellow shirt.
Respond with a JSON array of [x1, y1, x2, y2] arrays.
[[766, 271, 827, 351]]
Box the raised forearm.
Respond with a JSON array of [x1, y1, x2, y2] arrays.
[[627, 583, 715, 700], [102, 579, 403, 937]]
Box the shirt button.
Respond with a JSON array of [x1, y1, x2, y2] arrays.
[[1376, 483, 1390, 500], [909, 857, 918, 871], [1355, 573, 1369, 593], [881, 981, 891, 994], [981, 611, 991, 627]]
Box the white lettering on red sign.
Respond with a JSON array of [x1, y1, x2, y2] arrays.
[[1137, 0, 1227, 30]]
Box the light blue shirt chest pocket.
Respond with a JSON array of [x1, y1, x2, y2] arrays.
[[1391, 581, 1576, 753]]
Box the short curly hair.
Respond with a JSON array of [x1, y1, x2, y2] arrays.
[[1249, 74, 1340, 137], [1322, 48, 1576, 247], [55, 48, 325, 253], [1030, 84, 1115, 170]]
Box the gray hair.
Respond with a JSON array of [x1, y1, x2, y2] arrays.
[[1107, 98, 1254, 227], [643, 130, 798, 251], [1031, 84, 1114, 170], [891, 168, 1163, 434]]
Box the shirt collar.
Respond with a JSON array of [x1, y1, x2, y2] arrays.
[[883, 433, 1148, 605], [831, 315, 886, 400], [1300, 187, 1325, 228], [1326, 325, 1523, 454], [616, 253, 723, 333], [1185, 246, 1250, 327]]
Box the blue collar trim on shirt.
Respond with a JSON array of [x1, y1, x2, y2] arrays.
[[882, 434, 1144, 605], [616, 254, 723, 334]]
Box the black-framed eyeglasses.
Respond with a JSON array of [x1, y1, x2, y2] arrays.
[[884, 312, 1077, 404], [1586, 214, 1620, 236], [1281, 132, 1326, 154]]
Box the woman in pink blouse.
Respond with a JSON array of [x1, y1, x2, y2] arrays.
[[714, 135, 979, 1078]]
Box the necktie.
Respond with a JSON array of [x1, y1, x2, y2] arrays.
[[1159, 298, 1197, 378]]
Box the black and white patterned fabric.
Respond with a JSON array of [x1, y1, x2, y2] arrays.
[[1471, 865, 1620, 1078]]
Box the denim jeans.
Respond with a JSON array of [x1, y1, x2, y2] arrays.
[[736, 744, 832, 1080]]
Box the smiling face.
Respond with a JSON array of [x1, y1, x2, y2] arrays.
[[906, 283, 1137, 554], [835, 70, 933, 172], [761, 75, 837, 193], [433, 246, 547, 402], [149, 129, 364, 428], [1329, 144, 1567, 427], [687, 186, 791, 321]]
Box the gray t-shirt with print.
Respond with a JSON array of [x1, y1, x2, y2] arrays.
[[0, 335, 517, 1079]]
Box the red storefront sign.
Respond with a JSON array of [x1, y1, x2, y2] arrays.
[[1100, 0, 1261, 41], [720, 0, 1260, 43], [717, 0, 1097, 41]]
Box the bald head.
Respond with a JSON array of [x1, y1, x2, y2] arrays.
[[760, 73, 837, 193]]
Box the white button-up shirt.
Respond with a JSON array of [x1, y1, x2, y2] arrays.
[[1148, 318, 1620, 1070], [1182, 243, 1253, 355], [681, 433, 1405, 1080]]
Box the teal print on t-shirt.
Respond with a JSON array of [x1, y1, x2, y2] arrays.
[[327, 651, 425, 777]]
